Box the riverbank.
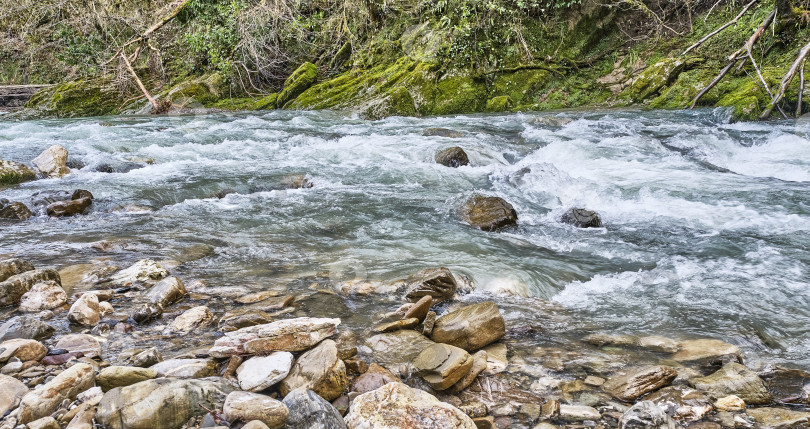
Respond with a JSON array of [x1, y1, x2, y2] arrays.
[[4, 0, 810, 121]]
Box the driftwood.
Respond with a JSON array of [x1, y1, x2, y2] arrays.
[[120, 52, 161, 113], [797, 61, 805, 117], [761, 39, 810, 118], [683, 0, 758, 55]]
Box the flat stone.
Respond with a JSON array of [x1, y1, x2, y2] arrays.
[[671, 339, 742, 371], [0, 373, 27, 415], [107, 259, 168, 286], [345, 382, 476, 428], [97, 366, 158, 392], [448, 349, 487, 393], [482, 343, 507, 374], [714, 395, 745, 411], [404, 268, 457, 302], [18, 363, 95, 423], [375, 318, 419, 333], [218, 309, 274, 332], [54, 334, 102, 358], [413, 343, 474, 391], [68, 293, 101, 326], [431, 301, 505, 352], [0, 338, 47, 362], [692, 362, 770, 405], [459, 195, 518, 231], [171, 306, 214, 334], [746, 407, 810, 429], [0, 268, 61, 307], [637, 336, 681, 353], [210, 317, 340, 358], [0, 315, 54, 341], [559, 404, 601, 422], [365, 329, 436, 375], [584, 376, 605, 386], [603, 365, 678, 402], [280, 339, 347, 401], [0, 258, 34, 282], [19, 281, 67, 312], [223, 391, 288, 429], [282, 388, 347, 429], [150, 358, 217, 379], [767, 368, 810, 404], [404, 295, 432, 321], [96, 378, 233, 429], [236, 352, 294, 392]]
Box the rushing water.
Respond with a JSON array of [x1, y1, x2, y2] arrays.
[[1, 108, 810, 369]]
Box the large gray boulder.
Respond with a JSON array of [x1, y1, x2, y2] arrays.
[[282, 388, 346, 429]]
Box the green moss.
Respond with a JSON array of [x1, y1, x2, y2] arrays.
[[250, 93, 278, 110], [23, 77, 126, 118], [362, 86, 417, 120], [492, 69, 549, 105], [650, 68, 716, 109], [486, 95, 514, 112], [622, 58, 686, 102], [278, 62, 318, 108], [206, 97, 256, 111], [430, 73, 488, 115], [716, 79, 768, 121], [165, 74, 228, 106]]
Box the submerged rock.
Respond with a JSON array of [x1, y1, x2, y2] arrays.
[[0, 268, 61, 307], [209, 317, 340, 358], [19, 281, 67, 312], [746, 407, 810, 428], [345, 382, 476, 428], [32, 145, 70, 178], [18, 363, 95, 423], [603, 365, 678, 402], [283, 388, 347, 429], [413, 343, 473, 390], [0, 201, 33, 220], [671, 339, 742, 371], [435, 146, 470, 167], [767, 368, 810, 405], [459, 195, 518, 231], [692, 362, 770, 405], [96, 378, 233, 429], [280, 339, 347, 401], [423, 128, 465, 138], [107, 259, 168, 286], [431, 301, 505, 352], [645, 385, 713, 422], [0, 159, 37, 184], [223, 391, 289, 428], [561, 208, 603, 228], [46, 191, 93, 217], [404, 267, 457, 303]]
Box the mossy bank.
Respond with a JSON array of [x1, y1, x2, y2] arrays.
[[5, 0, 810, 121]]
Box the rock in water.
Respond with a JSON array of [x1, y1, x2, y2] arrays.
[[0, 258, 34, 283], [209, 317, 340, 358], [561, 208, 603, 228], [644, 385, 713, 422], [459, 195, 518, 231], [404, 268, 457, 303], [0, 315, 54, 341], [0, 373, 28, 415], [767, 368, 810, 404], [19, 281, 67, 312], [423, 128, 465, 138], [345, 382, 476, 429], [435, 146, 470, 167], [46, 192, 93, 217], [18, 363, 95, 423], [280, 339, 347, 401], [68, 293, 101, 326], [32, 145, 70, 178], [145, 276, 186, 307], [0, 201, 32, 220], [0, 268, 60, 307], [223, 391, 289, 428], [0, 159, 37, 184], [431, 301, 505, 351], [96, 378, 234, 429], [171, 305, 213, 334], [365, 330, 436, 375], [746, 407, 810, 428], [620, 401, 677, 429], [691, 362, 771, 405], [237, 352, 294, 392], [352, 363, 400, 395], [413, 343, 473, 390], [282, 388, 347, 429], [603, 366, 678, 402], [671, 339, 742, 371], [107, 259, 168, 286]]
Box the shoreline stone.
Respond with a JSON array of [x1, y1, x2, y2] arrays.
[[209, 317, 340, 358], [431, 301, 505, 351], [345, 382, 476, 428]]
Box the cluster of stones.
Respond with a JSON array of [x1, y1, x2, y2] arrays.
[[426, 130, 603, 231], [1, 253, 810, 429]]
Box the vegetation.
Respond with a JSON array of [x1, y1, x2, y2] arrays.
[[2, 0, 810, 120]]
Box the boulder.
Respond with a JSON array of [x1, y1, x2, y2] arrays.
[[210, 317, 340, 358], [351, 363, 399, 395], [413, 343, 473, 390], [223, 391, 288, 428], [96, 378, 234, 429], [0, 316, 54, 341], [107, 259, 168, 286], [171, 305, 214, 334], [236, 352, 294, 392], [0, 373, 28, 415], [746, 407, 810, 429], [431, 301, 505, 351], [404, 268, 457, 302], [128, 347, 162, 368], [150, 358, 217, 379], [344, 382, 476, 429], [620, 400, 677, 429], [0, 338, 47, 362], [767, 368, 810, 405], [0, 258, 34, 282], [277, 62, 318, 107], [0, 201, 32, 220], [0, 159, 36, 184], [365, 330, 436, 375], [0, 268, 61, 307], [561, 208, 603, 228], [280, 339, 347, 401], [691, 362, 770, 405], [32, 145, 70, 178], [645, 385, 713, 422], [54, 334, 102, 358], [282, 388, 347, 429], [68, 292, 101, 326], [19, 281, 67, 312], [671, 339, 742, 371], [435, 146, 470, 167], [46, 195, 92, 217], [459, 195, 518, 231], [97, 366, 158, 392], [603, 366, 678, 402], [18, 363, 95, 423]]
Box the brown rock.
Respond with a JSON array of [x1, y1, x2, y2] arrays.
[[0, 202, 32, 220], [435, 146, 470, 168], [448, 350, 487, 393], [692, 362, 770, 405], [279, 339, 347, 401], [19, 281, 67, 312], [603, 366, 678, 402], [413, 343, 474, 390], [0, 339, 47, 362], [47, 197, 92, 217], [422, 311, 437, 336], [210, 317, 340, 358], [68, 293, 101, 326], [374, 318, 419, 333], [352, 363, 399, 395], [0, 373, 27, 415], [404, 267, 457, 303], [404, 295, 432, 321], [459, 195, 518, 231], [18, 363, 95, 423], [54, 334, 101, 358], [431, 302, 505, 352]]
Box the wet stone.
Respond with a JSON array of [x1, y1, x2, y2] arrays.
[[19, 281, 67, 312], [0, 315, 54, 341], [150, 358, 217, 379], [602, 365, 678, 402], [404, 267, 457, 303], [645, 385, 714, 422], [671, 339, 742, 372], [431, 301, 506, 352], [620, 400, 677, 429], [435, 146, 470, 168], [223, 391, 288, 429], [561, 208, 603, 228], [279, 339, 347, 401], [459, 195, 518, 232], [413, 343, 474, 391], [374, 317, 419, 333], [0, 202, 32, 220], [691, 362, 770, 405], [352, 363, 399, 395], [236, 352, 294, 392]]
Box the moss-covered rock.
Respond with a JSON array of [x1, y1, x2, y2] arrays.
[[492, 70, 549, 106], [250, 93, 278, 110], [22, 78, 125, 118], [486, 96, 514, 112], [0, 160, 36, 185], [166, 74, 227, 107], [278, 62, 318, 108], [716, 79, 767, 121], [623, 58, 686, 102], [361, 87, 417, 120]]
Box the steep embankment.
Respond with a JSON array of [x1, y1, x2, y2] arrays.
[[4, 0, 810, 120]]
